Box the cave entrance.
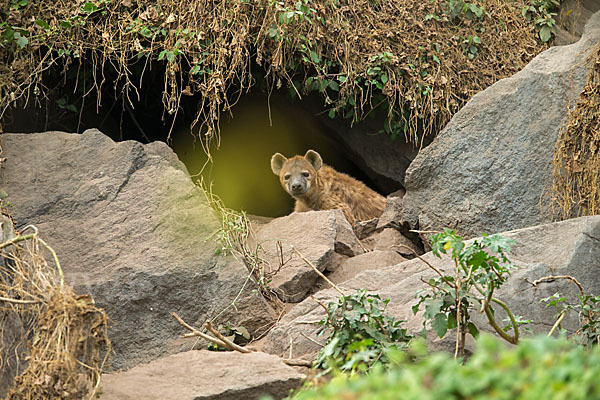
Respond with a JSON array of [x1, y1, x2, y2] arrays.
[[3, 77, 386, 218], [171, 91, 378, 218]]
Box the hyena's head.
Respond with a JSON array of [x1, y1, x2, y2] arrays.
[[270, 150, 323, 197]]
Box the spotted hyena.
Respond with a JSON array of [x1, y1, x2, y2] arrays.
[[270, 150, 385, 224]]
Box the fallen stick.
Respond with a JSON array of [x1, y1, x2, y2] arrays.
[[172, 312, 229, 349], [291, 246, 345, 297], [173, 313, 316, 367], [204, 320, 252, 353], [282, 359, 313, 367]]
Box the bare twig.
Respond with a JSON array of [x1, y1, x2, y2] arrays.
[[172, 312, 229, 349], [310, 294, 330, 315], [420, 276, 451, 295], [397, 244, 457, 289], [299, 332, 326, 348], [0, 229, 64, 288], [548, 310, 567, 337], [282, 358, 313, 367], [0, 296, 40, 304], [204, 320, 252, 353], [292, 246, 344, 297], [409, 229, 441, 234], [526, 275, 585, 296]]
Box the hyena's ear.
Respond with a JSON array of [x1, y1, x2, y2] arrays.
[[304, 150, 323, 171], [271, 153, 288, 175]]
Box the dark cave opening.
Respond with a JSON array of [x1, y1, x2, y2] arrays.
[[3, 62, 392, 218]]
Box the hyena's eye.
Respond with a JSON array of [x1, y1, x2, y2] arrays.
[[301, 172, 309, 178], [284, 174, 291, 180]]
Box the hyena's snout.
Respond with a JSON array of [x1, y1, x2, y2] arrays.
[[289, 176, 307, 195]]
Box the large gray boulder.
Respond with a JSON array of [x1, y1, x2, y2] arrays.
[[0, 130, 275, 369], [401, 11, 600, 245], [262, 216, 600, 361], [100, 350, 305, 400]]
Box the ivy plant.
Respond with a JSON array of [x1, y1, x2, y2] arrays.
[[315, 289, 413, 374], [413, 229, 527, 357]]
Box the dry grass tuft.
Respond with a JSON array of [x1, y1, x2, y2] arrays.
[[549, 43, 600, 220], [0, 224, 110, 400]]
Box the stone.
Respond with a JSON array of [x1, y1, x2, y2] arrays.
[[353, 218, 379, 240], [401, 11, 600, 246], [376, 194, 403, 231], [0, 130, 275, 369], [374, 228, 421, 257], [555, 0, 600, 45], [253, 210, 363, 302], [100, 350, 305, 400], [327, 250, 407, 285], [0, 216, 27, 397], [262, 216, 600, 360]]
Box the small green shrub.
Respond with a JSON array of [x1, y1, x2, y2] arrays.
[[543, 291, 600, 346], [314, 289, 413, 374], [289, 335, 600, 399], [413, 229, 527, 356]]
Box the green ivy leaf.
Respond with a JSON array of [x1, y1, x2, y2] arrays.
[[467, 322, 480, 338], [539, 25, 552, 42], [424, 298, 444, 320], [82, 2, 98, 14], [310, 50, 320, 64], [35, 19, 50, 29], [15, 33, 28, 49], [432, 313, 448, 338]]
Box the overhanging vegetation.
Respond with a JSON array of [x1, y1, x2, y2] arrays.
[[1, 0, 557, 146]]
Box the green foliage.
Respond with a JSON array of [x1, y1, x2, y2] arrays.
[[543, 292, 600, 346], [445, 0, 488, 22], [522, 0, 560, 42], [1, 0, 553, 145], [414, 229, 524, 354], [315, 289, 413, 374], [462, 35, 482, 60], [288, 335, 600, 399]]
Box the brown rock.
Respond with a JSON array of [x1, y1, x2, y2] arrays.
[[376, 195, 403, 231], [262, 216, 600, 360], [374, 228, 421, 256], [327, 250, 407, 285], [401, 11, 600, 246], [353, 218, 379, 240], [100, 350, 305, 400], [254, 210, 362, 302], [1, 130, 275, 369]]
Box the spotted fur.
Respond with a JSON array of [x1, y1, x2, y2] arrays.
[[270, 150, 385, 224]]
